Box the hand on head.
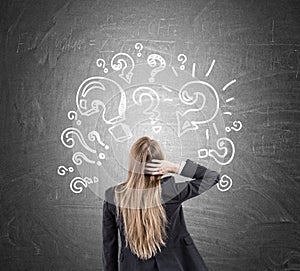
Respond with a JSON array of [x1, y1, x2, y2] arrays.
[[144, 159, 178, 175]]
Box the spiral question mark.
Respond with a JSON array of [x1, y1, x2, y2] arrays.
[[198, 137, 235, 165], [177, 53, 187, 70], [88, 131, 110, 150], [67, 111, 81, 125], [147, 54, 166, 83], [135, 42, 143, 57], [225, 120, 243, 132], [132, 87, 162, 133], [217, 174, 233, 192], [69, 176, 100, 194], [96, 58, 108, 73], [70, 177, 87, 194], [72, 152, 96, 165], [57, 165, 74, 176], [111, 53, 135, 84]]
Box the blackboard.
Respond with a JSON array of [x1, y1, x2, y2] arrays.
[[1, 0, 300, 270]]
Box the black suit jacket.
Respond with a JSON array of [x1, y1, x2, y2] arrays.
[[102, 159, 221, 271]]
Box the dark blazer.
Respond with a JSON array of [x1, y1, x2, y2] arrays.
[[102, 159, 221, 271]]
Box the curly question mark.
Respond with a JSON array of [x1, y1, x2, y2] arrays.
[[96, 58, 108, 73], [177, 54, 187, 70], [135, 43, 143, 57]]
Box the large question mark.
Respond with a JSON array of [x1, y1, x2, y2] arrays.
[[135, 42, 143, 57], [111, 53, 135, 84], [96, 58, 108, 73], [198, 137, 235, 165], [176, 80, 219, 137], [225, 120, 243, 132], [76, 77, 126, 125], [147, 54, 166, 83], [177, 53, 187, 70], [132, 86, 161, 133]]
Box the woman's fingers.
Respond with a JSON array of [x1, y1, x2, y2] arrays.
[[144, 166, 162, 175], [146, 160, 162, 166], [144, 167, 159, 171], [150, 159, 162, 163], [145, 163, 161, 169], [144, 170, 161, 175], [144, 160, 165, 175]]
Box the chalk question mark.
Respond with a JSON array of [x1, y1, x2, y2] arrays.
[[217, 174, 233, 192], [111, 53, 135, 84], [70, 177, 87, 194], [132, 86, 162, 133], [225, 120, 243, 132], [177, 54, 187, 70], [198, 137, 235, 166], [135, 42, 143, 57], [57, 165, 74, 176], [147, 54, 166, 83], [68, 111, 81, 125], [88, 131, 109, 150], [69, 176, 99, 194], [96, 58, 108, 73]]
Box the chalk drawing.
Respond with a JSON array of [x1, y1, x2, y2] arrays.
[[222, 79, 237, 91], [147, 54, 166, 82], [111, 53, 135, 83], [213, 122, 219, 135], [76, 76, 126, 124], [57, 165, 74, 176], [172, 66, 178, 77], [72, 151, 102, 166], [88, 130, 110, 150], [198, 137, 235, 165], [205, 59, 216, 77], [176, 81, 219, 137], [135, 42, 143, 57], [67, 110, 81, 125], [225, 97, 235, 103], [69, 176, 99, 194], [96, 58, 108, 73], [225, 120, 243, 132], [59, 43, 241, 194], [217, 174, 233, 192], [162, 85, 173, 92], [192, 63, 196, 77], [177, 53, 187, 70], [108, 122, 133, 143], [133, 87, 162, 133], [61, 127, 96, 153]]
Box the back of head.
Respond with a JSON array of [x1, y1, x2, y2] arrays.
[[114, 136, 167, 260], [127, 136, 165, 188]]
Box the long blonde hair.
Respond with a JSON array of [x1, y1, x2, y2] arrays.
[[114, 136, 168, 260]]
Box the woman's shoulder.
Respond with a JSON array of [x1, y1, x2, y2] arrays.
[[104, 185, 117, 204], [160, 175, 182, 203]]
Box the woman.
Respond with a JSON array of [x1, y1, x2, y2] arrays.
[[102, 136, 221, 271]]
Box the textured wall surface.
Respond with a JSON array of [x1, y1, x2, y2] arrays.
[[1, 0, 300, 270]]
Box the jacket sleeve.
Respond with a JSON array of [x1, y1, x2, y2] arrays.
[[174, 159, 221, 202], [102, 190, 118, 271]]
